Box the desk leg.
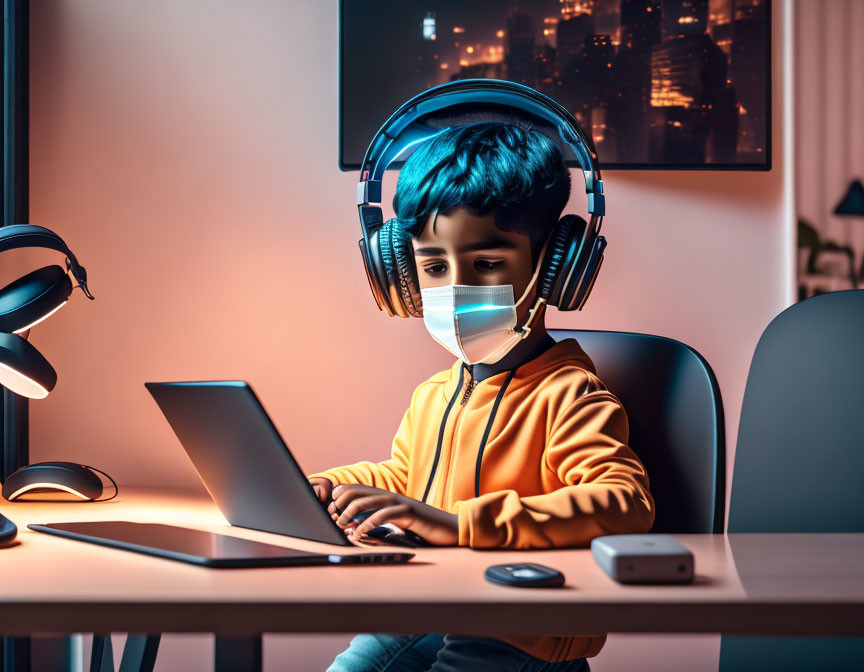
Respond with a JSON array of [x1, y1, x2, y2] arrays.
[[117, 635, 159, 672], [90, 636, 113, 672], [1, 637, 29, 672], [214, 636, 262, 672]]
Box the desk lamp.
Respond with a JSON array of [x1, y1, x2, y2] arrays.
[[0, 225, 93, 398], [833, 178, 864, 284]]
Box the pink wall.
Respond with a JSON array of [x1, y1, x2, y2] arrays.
[[795, 0, 864, 255], [25, 1, 793, 670]]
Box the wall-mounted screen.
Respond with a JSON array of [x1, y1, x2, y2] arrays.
[[340, 0, 771, 170]]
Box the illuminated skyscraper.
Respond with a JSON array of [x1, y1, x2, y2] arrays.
[[560, 0, 595, 21], [535, 44, 557, 95], [609, 0, 663, 162], [557, 9, 596, 75], [734, 0, 764, 20], [417, 11, 439, 88], [558, 33, 613, 143], [708, 0, 734, 25], [730, 0, 767, 160], [505, 12, 535, 85], [422, 12, 436, 41], [649, 2, 736, 164], [662, 0, 710, 39]]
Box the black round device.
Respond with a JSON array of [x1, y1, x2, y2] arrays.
[[485, 563, 566, 588]]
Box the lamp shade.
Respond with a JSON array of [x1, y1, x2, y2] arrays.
[[834, 179, 864, 216]]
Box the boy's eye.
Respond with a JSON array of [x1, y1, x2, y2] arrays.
[[422, 262, 448, 276], [475, 259, 504, 272]]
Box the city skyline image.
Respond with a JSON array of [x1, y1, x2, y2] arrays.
[[341, 0, 770, 169]]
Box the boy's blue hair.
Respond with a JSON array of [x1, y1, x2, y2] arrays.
[[393, 122, 571, 264]]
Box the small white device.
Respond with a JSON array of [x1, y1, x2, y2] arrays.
[[590, 534, 694, 584]]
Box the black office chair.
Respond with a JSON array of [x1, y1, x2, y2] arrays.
[[719, 290, 864, 671], [549, 329, 725, 534]]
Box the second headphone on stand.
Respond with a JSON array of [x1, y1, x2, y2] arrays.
[[0, 224, 93, 399]]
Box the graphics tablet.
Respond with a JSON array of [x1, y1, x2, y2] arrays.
[[28, 521, 414, 568]]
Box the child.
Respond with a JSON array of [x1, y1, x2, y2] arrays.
[[309, 122, 654, 671]]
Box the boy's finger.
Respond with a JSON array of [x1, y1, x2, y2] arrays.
[[331, 485, 362, 508], [354, 507, 399, 537], [354, 504, 412, 537], [336, 495, 387, 528], [332, 484, 368, 497], [332, 485, 382, 511]]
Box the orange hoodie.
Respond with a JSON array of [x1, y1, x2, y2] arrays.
[[309, 338, 655, 661]]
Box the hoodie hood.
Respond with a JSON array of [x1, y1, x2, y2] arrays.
[[443, 337, 597, 400]]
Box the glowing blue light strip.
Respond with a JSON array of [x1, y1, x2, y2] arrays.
[[424, 304, 509, 315], [392, 127, 454, 163]]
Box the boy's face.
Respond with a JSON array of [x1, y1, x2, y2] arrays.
[[411, 208, 537, 319]]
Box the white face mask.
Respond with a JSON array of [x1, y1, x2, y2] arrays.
[[420, 284, 524, 365], [418, 234, 551, 365]]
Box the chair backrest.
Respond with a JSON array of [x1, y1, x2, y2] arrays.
[[550, 329, 725, 534], [720, 290, 864, 672], [728, 289, 864, 533]]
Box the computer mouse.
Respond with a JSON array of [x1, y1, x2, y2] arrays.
[[363, 524, 430, 548], [349, 509, 431, 548], [0, 513, 17, 547], [2, 462, 104, 501]]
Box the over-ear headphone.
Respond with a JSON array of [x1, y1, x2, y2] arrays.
[[356, 79, 607, 324], [0, 224, 93, 399]]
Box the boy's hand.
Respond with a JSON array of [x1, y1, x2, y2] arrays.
[[309, 477, 334, 503], [328, 484, 458, 546]]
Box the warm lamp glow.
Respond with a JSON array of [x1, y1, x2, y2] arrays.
[[12, 300, 68, 334], [7, 482, 91, 500], [0, 362, 49, 399]]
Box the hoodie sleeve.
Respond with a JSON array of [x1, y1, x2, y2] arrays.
[[453, 390, 655, 549], [306, 403, 413, 496]]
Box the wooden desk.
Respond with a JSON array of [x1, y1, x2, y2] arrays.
[[1, 488, 863, 639]]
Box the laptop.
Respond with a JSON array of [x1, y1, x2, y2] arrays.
[[29, 381, 416, 566], [143, 380, 388, 547]]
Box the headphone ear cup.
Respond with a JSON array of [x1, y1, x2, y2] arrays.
[[538, 216, 576, 302], [572, 236, 606, 311], [0, 265, 73, 334], [556, 218, 600, 311], [0, 333, 57, 399], [388, 222, 422, 317], [378, 219, 419, 318], [361, 233, 396, 316], [541, 215, 589, 309]]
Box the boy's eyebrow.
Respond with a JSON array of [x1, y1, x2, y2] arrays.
[[414, 239, 518, 257], [414, 246, 447, 257], [458, 239, 518, 253]]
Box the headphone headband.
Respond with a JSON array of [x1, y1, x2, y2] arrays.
[[0, 225, 93, 299], [359, 80, 602, 191], [357, 80, 604, 199], [357, 80, 604, 273]]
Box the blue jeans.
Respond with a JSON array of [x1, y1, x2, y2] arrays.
[[327, 634, 591, 672]]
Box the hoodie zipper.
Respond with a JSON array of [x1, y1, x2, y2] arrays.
[[420, 366, 465, 503], [460, 378, 477, 405], [436, 368, 475, 506]]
